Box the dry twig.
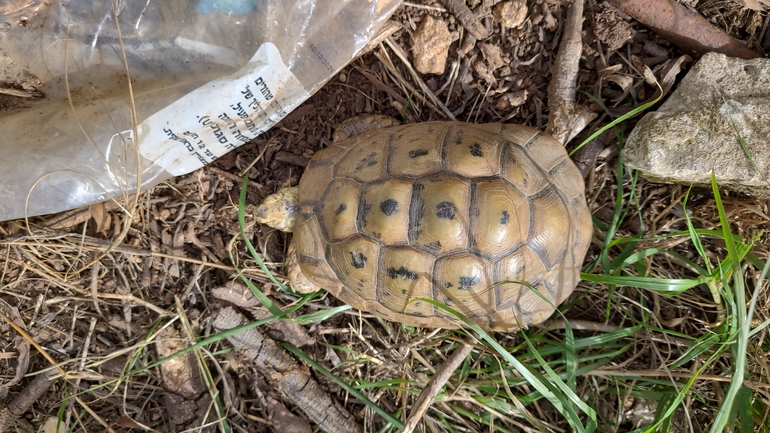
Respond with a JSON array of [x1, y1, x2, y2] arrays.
[[438, 0, 490, 40], [401, 342, 474, 433], [546, 0, 596, 145], [213, 307, 362, 433]]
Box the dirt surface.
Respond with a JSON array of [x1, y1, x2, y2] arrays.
[[1, 0, 769, 432]]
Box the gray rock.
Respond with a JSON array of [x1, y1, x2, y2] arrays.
[[622, 53, 770, 197]]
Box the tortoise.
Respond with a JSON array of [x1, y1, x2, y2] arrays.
[[255, 120, 592, 331]]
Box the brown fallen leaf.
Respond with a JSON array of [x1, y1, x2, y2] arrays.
[[88, 202, 111, 234], [113, 416, 150, 430], [607, 75, 634, 103], [267, 396, 313, 433], [605, 0, 760, 59], [658, 55, 692, 97]]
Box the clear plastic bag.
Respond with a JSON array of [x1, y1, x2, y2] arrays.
[[0, 0, 400, 221]]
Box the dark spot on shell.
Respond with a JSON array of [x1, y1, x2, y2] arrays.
[[380, 199, 399, 216], [349, 252, 367, 269], [436, 202, 457, 219], [500, 210, 510, 225], [401, 289, 407, 295], [387, 266, 418, 280], [335, 204, 346, 216], [445, 282, 453, 288], [453, 133, 463, 145], [458, 276, 480, 291], [469, 143, 483, 157], [408, 149, 429, 158], [355, 152, 378, 171], [426, 241, 442, 251]]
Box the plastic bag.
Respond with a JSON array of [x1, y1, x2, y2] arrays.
[[0, 0, 400, 221]]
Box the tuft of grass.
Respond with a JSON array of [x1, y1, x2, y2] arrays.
[[221, 112, 770, 432]]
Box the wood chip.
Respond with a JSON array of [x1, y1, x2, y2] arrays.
[[439, 0, 490, 40]]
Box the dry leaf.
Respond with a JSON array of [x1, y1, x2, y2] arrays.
[[658, 55, 692, 96], [88, 202, 111, 233], [731, 0, 764, 10], [598, 64, 624, 78], [606, 75, 634, 102]]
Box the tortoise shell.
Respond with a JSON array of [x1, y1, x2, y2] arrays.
[[293, 122, 592, 331]]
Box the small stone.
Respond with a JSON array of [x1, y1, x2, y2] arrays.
[[623, 53, 770, 197], [479, 43, 506, 71], [412, 16, 453, 75], [493, 0, 528, 29]]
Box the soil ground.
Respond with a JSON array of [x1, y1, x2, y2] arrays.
[[1, 1, 770, 432]]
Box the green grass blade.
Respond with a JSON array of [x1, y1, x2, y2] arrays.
[[237, 172, 288, 316], [709, 172, 749, 433], [682, 183, 713, 274], [731, 117, 770, 186], [416, 298, 595, 431], [580, 273, 708, 294], [569, 90, 661, 156], [282, 343, 403, 429], [294, 304, 352, 324], [636, 344, 727, 433]]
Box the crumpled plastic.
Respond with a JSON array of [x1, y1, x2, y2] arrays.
[[0, 0, 400, 221]]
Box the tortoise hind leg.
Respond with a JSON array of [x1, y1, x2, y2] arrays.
[[286, 241, 321, 294]]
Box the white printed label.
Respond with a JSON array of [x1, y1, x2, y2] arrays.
[[138, 43, 309, 176]]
